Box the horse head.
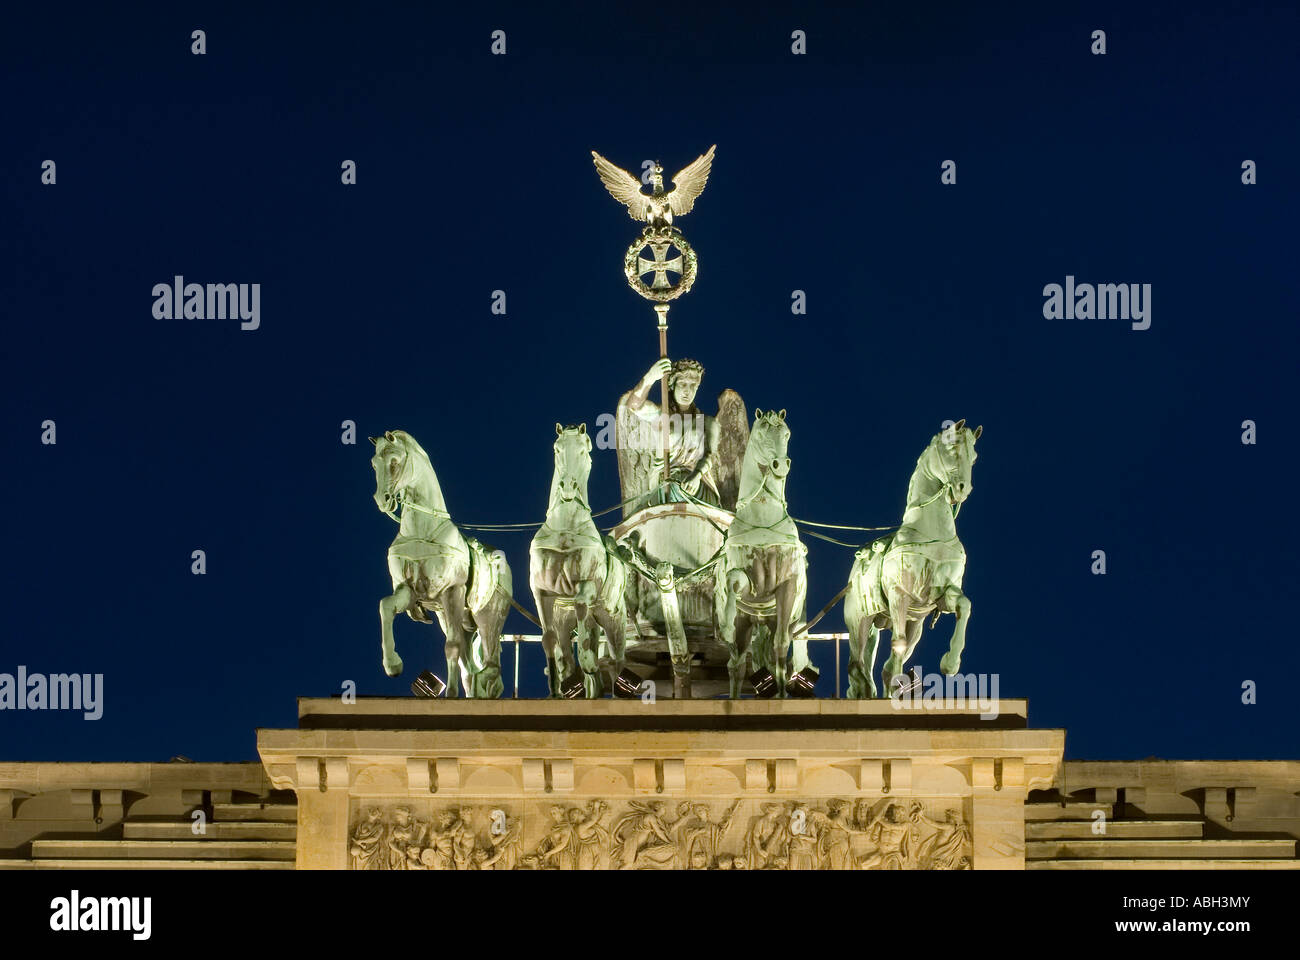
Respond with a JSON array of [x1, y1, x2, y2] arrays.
[[550, 423, 592, 509], [369, 429, 439, 519], [927, 420, 982, 509], [740, 409, 792, 502]]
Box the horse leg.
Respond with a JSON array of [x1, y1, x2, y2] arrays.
[[576, 614, 602, 699], [898, 616, 925, 680], [378, 583, 412, 677], [549, 601, 579, 695], [720, 569, 747, 699], [846, 613, 879, 700], [938, 587, 971, 676], [591, 605, 624, 697], [882, 586, 911, 694], [471, 593, 507, 699], [573, 580, 595, 625], [773, 576, 799, 698], [864, 620, 882, 697], [439, 583, 468, 698], [732, 617, 755, 699], [535, 593, 563, 698], [572, 581, 601, 698]]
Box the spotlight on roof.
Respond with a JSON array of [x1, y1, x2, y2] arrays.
[[786, 665, 820, 698], [411, 670, 447, 698], [560, 671, 586, 699], [612, 668, 644, 698], [749, 668, 777, 698]]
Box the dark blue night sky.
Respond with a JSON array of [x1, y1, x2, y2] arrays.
[[3, 2, 1296, 762]]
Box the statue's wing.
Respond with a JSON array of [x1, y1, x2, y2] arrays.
[[616, 391, 659, 517], [667, 144, 716, 217], [592, 150, 649, 221], [713, 388, 748, 511]]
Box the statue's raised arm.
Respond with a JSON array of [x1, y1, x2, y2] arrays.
[[614, 358, 747, 515]]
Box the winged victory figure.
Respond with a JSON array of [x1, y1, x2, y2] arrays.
[[615, 357, 749, 516], [591, 145, 716, 229]]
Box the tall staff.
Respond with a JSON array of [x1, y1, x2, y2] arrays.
[[655, 304, 671, 483]]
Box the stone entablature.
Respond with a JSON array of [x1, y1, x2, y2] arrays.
[[257, 697, 1064, 869]]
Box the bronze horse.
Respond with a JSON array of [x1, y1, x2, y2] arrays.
[[370, 430, 511, 697], [529, 424, 629, 697], [714, 410, 808, 697], [844, 421, 981, 698]]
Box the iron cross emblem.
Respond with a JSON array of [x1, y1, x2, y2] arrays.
[[637, 239, 683, 290]]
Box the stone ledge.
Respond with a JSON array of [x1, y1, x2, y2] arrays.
[[294, 696, 1030, 731]]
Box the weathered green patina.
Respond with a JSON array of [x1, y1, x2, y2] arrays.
[[370, 430, 512, 698], [713, 410, 809, 698], [844, 421, 981, 698], [529, 424, 629, 698]]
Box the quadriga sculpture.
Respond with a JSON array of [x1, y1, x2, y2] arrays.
[[529, 424, 629, 698], [844, 420, 981, 698], [714, 409, 808, 698], [370, 430, 512, 697]]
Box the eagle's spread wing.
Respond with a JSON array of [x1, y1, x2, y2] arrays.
[[591, 150, 648, 221], [667, 144, 716, 217]]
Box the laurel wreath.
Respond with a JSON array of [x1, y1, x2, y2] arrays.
[[623, 226, 698, 302]]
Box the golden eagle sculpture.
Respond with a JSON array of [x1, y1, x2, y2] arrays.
[[591, 145, 716, 228]]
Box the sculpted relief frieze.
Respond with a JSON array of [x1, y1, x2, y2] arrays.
[[348, 797, 970, 870]]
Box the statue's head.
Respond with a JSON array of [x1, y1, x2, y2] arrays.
[[749, 409, 791, 481], [552, 424, 592, 503], [669, 358, 704, 410], [549, 805, 566, 824], [393, 806, 411, 825], [931, 419, 982, 507], [567, 808, 584, 825]]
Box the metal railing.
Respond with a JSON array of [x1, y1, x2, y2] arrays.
[[498, 632, 851, 699]]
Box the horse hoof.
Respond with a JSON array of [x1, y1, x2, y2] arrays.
[[939, 653, 960, 676], [383, 655, 404, 677]]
